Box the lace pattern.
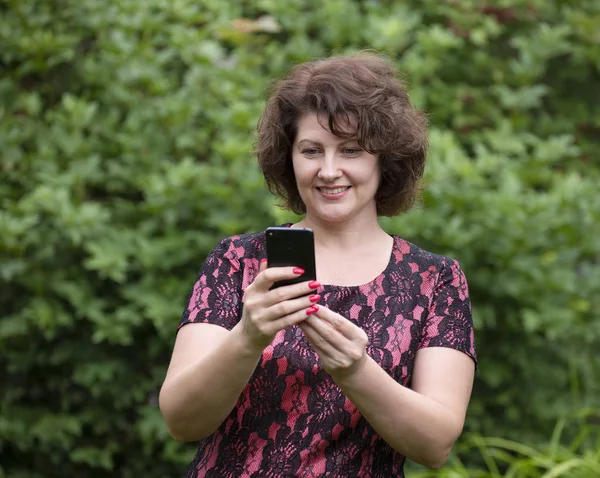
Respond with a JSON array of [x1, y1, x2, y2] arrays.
[[179, 228, 477, 477]]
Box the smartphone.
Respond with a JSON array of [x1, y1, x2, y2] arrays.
[[265, 227, 317, 289]]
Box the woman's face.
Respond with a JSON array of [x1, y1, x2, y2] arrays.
[[292, 114, 380, 225]]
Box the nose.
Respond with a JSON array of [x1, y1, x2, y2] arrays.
[[317, 151, 342, 181]]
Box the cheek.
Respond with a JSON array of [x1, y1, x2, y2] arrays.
[[353, 162, 379, 185], [367, 160, 381, 185], [291, 156, 302, 183], [293, 159, 316, 185]]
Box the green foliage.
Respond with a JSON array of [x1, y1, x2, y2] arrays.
[[1, 0, 598, 476], [409, 411, 600, 477]]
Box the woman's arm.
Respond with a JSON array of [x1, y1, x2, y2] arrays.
[[334, 348, 474, 468], [159, 264, 321, 442], [300, 309, 474, 468], [159, 322, 263, 442]]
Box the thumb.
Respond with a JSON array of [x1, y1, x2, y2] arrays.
[[259, 258, 268, 273]]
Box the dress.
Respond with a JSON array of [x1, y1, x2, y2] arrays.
[[178, 226, 477, 477]]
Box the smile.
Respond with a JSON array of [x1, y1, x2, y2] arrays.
[[317, 186, 350, 194]]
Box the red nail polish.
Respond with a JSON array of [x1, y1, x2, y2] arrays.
[[308, 281, 321, 289], [309, 294, 320, 303], [293, 267, 305, 275], [260, 259, 267, 264], [306, 305, 319, 315]]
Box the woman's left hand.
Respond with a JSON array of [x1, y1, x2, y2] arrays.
[[299, 306, 369, 381]]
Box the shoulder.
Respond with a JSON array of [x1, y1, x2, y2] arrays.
[[389, 236, 468, 295], [216, 230, 270, 291], [213, 230, 267, 262], [392, 236, 461, 271], [196, 230, 267, 290]]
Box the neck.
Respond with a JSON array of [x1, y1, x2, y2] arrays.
[[293, 211, 388, 251]]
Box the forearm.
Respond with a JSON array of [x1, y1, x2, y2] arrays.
[[334, 356, 463, 468], [159, 324, 262, 442]]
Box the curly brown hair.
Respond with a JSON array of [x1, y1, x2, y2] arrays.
[[256, 53, 428, 217]]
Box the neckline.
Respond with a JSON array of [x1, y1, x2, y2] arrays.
[[279, 223, 398, 291]]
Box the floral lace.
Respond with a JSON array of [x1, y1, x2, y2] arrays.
[[179, 228, 477, 477]]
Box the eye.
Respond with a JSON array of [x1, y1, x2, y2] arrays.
[[342, 147, 362, 156], [301, 148, 320, 157]]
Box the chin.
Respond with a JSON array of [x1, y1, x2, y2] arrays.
[[314, 209, 354, 224]]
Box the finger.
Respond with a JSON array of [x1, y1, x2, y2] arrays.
[[313, 310, 370, 353], [259, 258, 268, 273], [263, 293, 321, 323], [302, 315, 346, 352], [265, 304, 320, 336], [299, 320, 339, 357], [253, 266, 308, 292], [263, 279, 321, 307], [313, 307, 361, 341]]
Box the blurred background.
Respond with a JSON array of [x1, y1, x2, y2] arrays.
[[1, 0, 599, 476]]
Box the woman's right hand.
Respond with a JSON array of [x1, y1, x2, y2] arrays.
[[238, 259, 321, 351]]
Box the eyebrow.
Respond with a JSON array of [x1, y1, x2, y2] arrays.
[[296, 139, 359, 148]]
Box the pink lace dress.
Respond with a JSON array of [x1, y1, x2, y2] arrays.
[[178, 227, 477, 477]]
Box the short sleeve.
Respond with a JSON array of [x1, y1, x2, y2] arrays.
[[178, 237, 244, 331], [418, 260, 477, 366]]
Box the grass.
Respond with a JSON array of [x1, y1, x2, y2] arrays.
[[410, 409, 600, 477]]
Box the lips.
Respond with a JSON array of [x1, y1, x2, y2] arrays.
[[316, 186, 350, 194]]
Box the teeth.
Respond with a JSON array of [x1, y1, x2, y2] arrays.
[[320, 187, 349, 194]]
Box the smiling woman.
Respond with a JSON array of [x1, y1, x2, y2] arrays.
[[257, 54, 428, 217], [291, 114, 381, 226], [159, 53, 477, 478]]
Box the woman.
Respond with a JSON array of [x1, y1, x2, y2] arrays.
[[159, 53, 477, 477]]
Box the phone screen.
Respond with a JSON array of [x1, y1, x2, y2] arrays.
[[265, 227, 317, 288]]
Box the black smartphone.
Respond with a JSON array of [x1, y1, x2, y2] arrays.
[[265, 227, 317, 289]]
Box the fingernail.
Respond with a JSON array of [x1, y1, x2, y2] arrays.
[[293, 267, 305, 275], [309, 294, 320, 303], [308, 281, 321, 289], [260, 259, 267, 265], [306, 305, 319, 315]]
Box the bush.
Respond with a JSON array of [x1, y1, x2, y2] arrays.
[[1, 0, 599, 476]]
